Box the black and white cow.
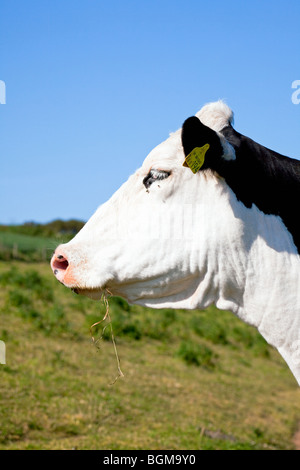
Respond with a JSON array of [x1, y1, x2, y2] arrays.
[[51, 101, 300, 384]]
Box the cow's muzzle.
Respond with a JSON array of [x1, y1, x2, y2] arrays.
[[51, 248, 106, 299]]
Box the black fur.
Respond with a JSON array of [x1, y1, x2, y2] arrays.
[[181, 117, 300, 253], [182, 117, 223, 170]]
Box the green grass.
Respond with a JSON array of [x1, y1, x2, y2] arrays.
[[0, 260, 300, 450], [0, 232, 57, 261]]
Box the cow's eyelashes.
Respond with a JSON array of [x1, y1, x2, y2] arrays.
[[143, 169, 171, 189]]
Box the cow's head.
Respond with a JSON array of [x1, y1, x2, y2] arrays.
[[51, 101, 240, 309]]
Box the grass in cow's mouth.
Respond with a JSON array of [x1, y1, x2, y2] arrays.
[[89, 291, 124, 385]]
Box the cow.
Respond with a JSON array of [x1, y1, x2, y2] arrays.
[[51, 101, 300, 385]]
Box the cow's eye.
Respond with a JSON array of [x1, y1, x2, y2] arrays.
[[143, 169, 170, 189]]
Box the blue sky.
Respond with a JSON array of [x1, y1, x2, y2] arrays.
[[0, 0, 299, 224]]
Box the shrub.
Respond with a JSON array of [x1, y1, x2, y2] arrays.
[[86, 310, 143, 342], [232, 326, 270, 357], [8, 289, 32, 309], [176, 341, 217, 368], [191, 310, 229, 345], [0, 266, 24, 287], [1, 266, 53, 302], [35, 304, 70, 335]]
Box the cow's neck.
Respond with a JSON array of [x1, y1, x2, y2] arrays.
[[219, 125, 300, 253], [208, 188, 300, 384]]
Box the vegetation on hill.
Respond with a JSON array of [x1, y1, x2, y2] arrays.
[[0, 220, 300, 449], [0, 219, 85, 238], [0, 220, 85, 261], [0, 260, 300, 450]]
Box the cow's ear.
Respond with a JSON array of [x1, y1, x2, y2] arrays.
[[181, 116, 224, 173]]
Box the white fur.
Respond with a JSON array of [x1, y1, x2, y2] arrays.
[[196, 100, 236, 161], [196, 100, 234, 131], [53, 101, 300, 385]]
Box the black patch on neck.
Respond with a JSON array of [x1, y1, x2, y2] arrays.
[[219, 125, 300, 253]]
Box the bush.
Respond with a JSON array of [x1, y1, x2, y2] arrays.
[[232, 326, 270, 357], [86, 310, 143, 342], [2, 265, 72, 337], [192, 319, 228, 345], [1, 266, 54, 302], [8, 289, 32, 309], [176, 341, 217, 368], [35, 304, 70, 335], [190, 310, 229, 345], [0, 266, 24, 287]]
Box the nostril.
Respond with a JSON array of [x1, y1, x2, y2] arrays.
[[52, 255, 69, 271]]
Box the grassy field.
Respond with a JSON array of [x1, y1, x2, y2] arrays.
[[0, 231, 58, 261], [0, 260, 300, 450], [0, 220, 84, 262]]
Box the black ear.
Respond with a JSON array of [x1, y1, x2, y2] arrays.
[[181, 116, 223, 163]]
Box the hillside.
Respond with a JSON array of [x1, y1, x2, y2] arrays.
[[0, 260, 300, 450], [0, 219, 85, 238], [0, 220, 85, 261]]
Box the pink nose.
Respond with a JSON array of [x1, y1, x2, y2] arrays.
[[51, 253, 70, 285]]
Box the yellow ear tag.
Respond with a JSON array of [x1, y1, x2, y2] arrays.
[[183, 143, 210, 174]]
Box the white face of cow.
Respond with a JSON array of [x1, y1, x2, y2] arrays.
[[51, 101, 238, 309]]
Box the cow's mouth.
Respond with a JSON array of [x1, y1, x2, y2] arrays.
[[70, 287, 104, 300]]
